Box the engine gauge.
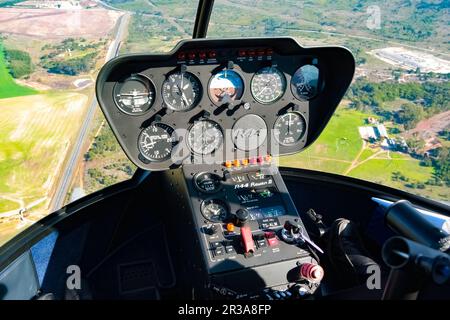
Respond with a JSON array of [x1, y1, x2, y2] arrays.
[[201, 199, 229, 222], [194, 172, 222, 193], [274, 112, 306, 146], [251, 66, 286, 104], [187, 120, 223, 155], [208, 69, 244, 106], [138, 123, 177, 162], [162, 71, 202, 111], [232, 114, 267, 151], [113, 75, 155, 115], [291, 65, 321, 100]]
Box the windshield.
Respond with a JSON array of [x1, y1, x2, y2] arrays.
[[0, 0, 448, 246], [209, 0, 449, 204]]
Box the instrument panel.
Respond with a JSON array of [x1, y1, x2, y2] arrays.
[[96, 37, 355, 171]]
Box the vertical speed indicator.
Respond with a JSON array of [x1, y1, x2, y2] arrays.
[[138, 123, 177, 162]]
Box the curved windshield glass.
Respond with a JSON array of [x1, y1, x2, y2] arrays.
[[209, 0, 449, 204], [0, 0, 198, 245]]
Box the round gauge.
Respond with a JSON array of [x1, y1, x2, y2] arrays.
[[232, 114, 267, 151], [138, 123, 176, 162], [113, 75, 155, 115], [194, 172, 222, 193], [251, 66, 286, 104], [291, 65, 321, 100], [162, 71, 202, 111], [201, 199, 229, 222], [187, 120, 223, 155], [208, 69, 244, 105], [274, 112, 307, 146]]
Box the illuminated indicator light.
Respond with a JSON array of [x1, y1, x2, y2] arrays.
[[257, 156, 264, 163], [257, 49, 265, 56], [249, 157, 257, 165], [265, 155, 272, 163], [238, 50, 246, 57], [247, 49, 255, 57], [199, 52, 206, 59], [177, 52, 186, 60], [188, 52, 196, 60], [224, 161, 232, 168], [241, 159, 249, 166], [208, 51, 217, 59], [266, 48, 274, 56], [233, 159, 240, 167], [226, 223, 235, 232]]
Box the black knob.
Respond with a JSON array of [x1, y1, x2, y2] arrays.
[[283, 220, 301, 233], [205, 224, 218, 235], [235, 209, 250, 224]]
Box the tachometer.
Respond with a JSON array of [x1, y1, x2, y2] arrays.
[[251, 66, 286, 104], [274, 112, 306, 146], [113, 75, 155, 115], [201, 199, 229, 222], [187, 120, 223, 155], [162, 71, 202, 111], [291, 65, 321, 100], [208, 69, 244, 106], [138, 123, 176, 162]]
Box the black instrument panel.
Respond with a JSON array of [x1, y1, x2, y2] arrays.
[[96, 37, 355, 171]]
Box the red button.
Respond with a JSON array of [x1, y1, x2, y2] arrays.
[[177, 52, 186, 60], [208, 51, 217, 59], [265, 231, 278, 246], [241, 226, 255, 255], [199, 51, 206, 59], [188, 52, 196, 60], [247, 49, 255, 57], [249, 157, 257, 165], [257, 156, 264, 163], [257, 49, 265, 56], [266, 48, 274, 56]]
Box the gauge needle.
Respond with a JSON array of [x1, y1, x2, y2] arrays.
[[258, 86, 268, 96], [181, 92, 189, 106]]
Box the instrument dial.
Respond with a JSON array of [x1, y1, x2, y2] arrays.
[[251, 66, 286, 104], [194, 172, 222, 193], [291, 65, 321, 100], [162, 71, 202, 111], [208, 69, 244, 106], [138, 123, 176, 162], [113, 75, 155, 115], [187, 120, 223, 155], [201, 199, 229, 222], [274, 112, 306, 146]]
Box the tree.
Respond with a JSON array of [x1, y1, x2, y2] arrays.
[[396, 103, 425, 130]]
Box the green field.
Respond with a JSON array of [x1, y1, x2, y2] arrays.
[[280, 106, 448, 202], [0, 43, 37, 99]]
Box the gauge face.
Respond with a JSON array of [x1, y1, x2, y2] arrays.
[[291, 65, 321, 100], [208, 69, 244, 105], [114, 75, 155, 115], [138, 123, 176, 162], [232, 114, 267, 151], [187, 120, 223, 155], [194, 172, 222, 193], [251, 66, 286, 104], [201, 199, 229, 222], [274, 112, 306, 146], [162, 71, 202, 111]]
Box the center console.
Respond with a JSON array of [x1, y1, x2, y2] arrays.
[[162, 158, 323, 299]]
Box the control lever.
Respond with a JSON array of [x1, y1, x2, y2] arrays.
[[281, 220, 324, 254]]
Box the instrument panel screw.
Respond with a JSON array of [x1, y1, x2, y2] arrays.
[[243, 102, 251, 110]]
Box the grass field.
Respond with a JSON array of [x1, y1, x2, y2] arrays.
[[0, 92, 88, 208], [0, 42, 37, 98], [280, 106, 449, 202]]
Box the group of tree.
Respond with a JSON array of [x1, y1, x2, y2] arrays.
[[3, 48, 34, 78]]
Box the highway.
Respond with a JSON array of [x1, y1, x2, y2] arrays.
[[50, 12, 130, 211]]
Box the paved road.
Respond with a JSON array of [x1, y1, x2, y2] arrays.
[[50, 13, 130, 211]]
